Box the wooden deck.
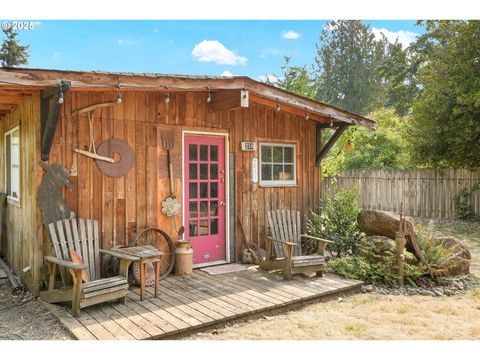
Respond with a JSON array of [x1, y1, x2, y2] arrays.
[[41, 268, 363, 340]]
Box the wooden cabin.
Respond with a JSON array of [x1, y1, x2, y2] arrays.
[[0, 68, 375, 295]]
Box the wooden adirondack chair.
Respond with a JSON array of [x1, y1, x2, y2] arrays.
[[39, 218, 138, 317], [260, 209, 333, 280]]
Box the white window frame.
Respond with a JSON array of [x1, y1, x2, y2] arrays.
[[259, 142, 297, 187], [4, 126, 20, 203]]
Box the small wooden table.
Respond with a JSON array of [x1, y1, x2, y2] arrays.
[[109, 245, 164, 300]]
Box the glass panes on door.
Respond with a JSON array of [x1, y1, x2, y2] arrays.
[[188, 143, 221, 237]]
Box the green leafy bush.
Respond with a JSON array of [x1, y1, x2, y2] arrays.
[[307, 185, 363, 257], [327, 238, 427, 286], [416, 224, 457, 271]]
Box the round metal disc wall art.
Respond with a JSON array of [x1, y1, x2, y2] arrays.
[[95, 138, 134, 177]]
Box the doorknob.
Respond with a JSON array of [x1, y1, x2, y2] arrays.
[[220, 201, 226, 206]]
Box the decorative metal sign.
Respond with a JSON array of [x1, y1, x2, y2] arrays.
[[241, 141, 256, 151], [252, 157, 259, 183]]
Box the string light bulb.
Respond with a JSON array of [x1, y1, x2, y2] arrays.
[[305, 107, 309, 121], [276, 98, 280, 112], [116, 91, 122, 104], [58, 84, 64, 104], [115, 77, 122, 103], [206, 88, 212, 103], [329, 116, 333, 127], [165, 92, 170, 104]]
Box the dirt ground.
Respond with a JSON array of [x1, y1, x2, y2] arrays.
[[0, 278, 72, 340], [0, 218, 478, 340], [188, 219, 480, 340]]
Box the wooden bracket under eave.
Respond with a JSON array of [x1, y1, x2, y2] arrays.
[[40, 81, 71, 161], [315, 123, 350, 167], [208, 89, 249, 112]]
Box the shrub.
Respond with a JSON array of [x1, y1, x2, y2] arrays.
[[307, 185, 363, 257], [416, 224, 457, 271], [327, 239, 427, 286]]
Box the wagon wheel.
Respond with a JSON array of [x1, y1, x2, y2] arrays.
[[132, 227, 175, 283]]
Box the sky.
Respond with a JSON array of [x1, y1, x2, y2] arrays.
[[5, 20, 425, 81]]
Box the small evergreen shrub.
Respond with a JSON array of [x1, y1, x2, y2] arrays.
[[416, 224, 457, 271], [327, 239, 427, 286], [307, 185, 364, 257]]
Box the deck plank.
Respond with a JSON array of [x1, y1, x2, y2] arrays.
[[110, 301, 166, 337], [128, 289, 204, 328], [163, 277, 237, 318], [97, 303, 150, 340], [84, 306, 135, 340], [194, 271, 277, 309], [75, 306, 116, 340], [44, 269, 362, 340], [164, 276, 240, 316]]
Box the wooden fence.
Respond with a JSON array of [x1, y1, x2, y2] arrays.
[[320, 169, 480, 219]]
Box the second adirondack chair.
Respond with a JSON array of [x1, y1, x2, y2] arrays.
[[39, 218, 138, 317], [260, 209, 332, 280]]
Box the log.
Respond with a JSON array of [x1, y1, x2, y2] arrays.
[[0, 257, 23, 295]]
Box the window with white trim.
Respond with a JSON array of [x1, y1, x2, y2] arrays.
[[259, 143, 296, 186], [5, 127, 20, 201]]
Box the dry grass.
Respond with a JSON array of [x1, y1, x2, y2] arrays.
[[188, 287, 480, 340], [189, 219, 480, 340]]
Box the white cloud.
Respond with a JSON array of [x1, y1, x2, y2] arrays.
[[281, 30, 301, 40], [53, 52, 61, 60], [371, 27, 418, 49], [257, 74, 279, 84], [221, 71, 234, 77], [192, 40, 247, 66]]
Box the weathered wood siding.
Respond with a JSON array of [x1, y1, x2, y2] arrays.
[[321, 169, 480, 219], [0, 93, 43, 292], [49, 91, 321, 260]]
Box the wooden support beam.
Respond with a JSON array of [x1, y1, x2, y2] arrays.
[[208, 89, 249, 112], [40, 81, 71, 161], [315, 124, 349, 167], [249, 93, 329, 124]]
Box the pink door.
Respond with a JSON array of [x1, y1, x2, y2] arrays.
[[184, 135, 226, 265]]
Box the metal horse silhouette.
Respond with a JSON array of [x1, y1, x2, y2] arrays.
[[38, 161, 75, 226]]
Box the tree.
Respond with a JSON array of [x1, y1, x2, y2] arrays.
[[315, 20, 388, 115], [321, 108, 412, 176], [0, 28, 29, 67], [342, 108, 411, 169], [274, 55, 317, 99], [379, 41, 420, 117], [407, 20, 480, 169]]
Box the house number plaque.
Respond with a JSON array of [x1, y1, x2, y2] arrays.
[[241, 141, 256, 151]]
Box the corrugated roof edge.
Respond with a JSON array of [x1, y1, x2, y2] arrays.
[[0, 67, 375, 129]]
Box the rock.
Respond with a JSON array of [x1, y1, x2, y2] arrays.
[[365, 284, 374, 293], [432, 288, 444, 296], [434, 236, 471, 276], [420, 289, 436, 296], [443, 288, 452, 296], [403, 250, 418, 265], [361, 286, 367, 293], [357, 236, 394, 254], [357, 210, 418, 253], [356, 235, 418, 265]]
